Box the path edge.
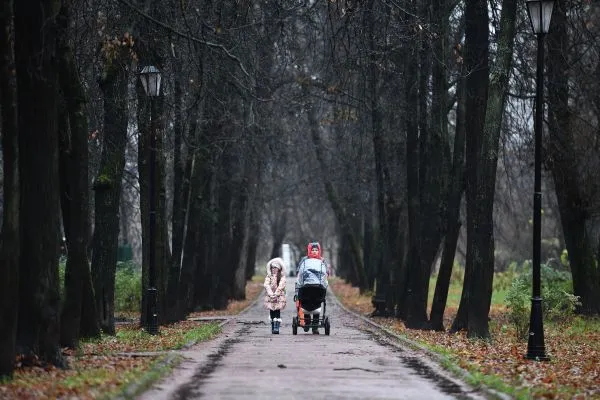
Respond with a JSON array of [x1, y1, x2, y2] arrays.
[[113, 286, 265, 399], [328, 289, 512, 400]]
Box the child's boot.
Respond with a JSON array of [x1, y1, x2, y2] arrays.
[[273, 319, 280, 334], [271, 318, 275, 334]]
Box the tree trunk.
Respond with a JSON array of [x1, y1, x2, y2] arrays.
[[270, 212, 288, 260], [0, 0, 20, 377], [230, 183, 250, 300], [452, 0, 490, 336], [547, 0, 600, 315], [179, 108, 206, 315], [91, 47, 129, 335], [245, 208, 261, 281], [468, 0, 516, 338], [403, 14, 422, 324], [452, 0, 516, 338], [306, 95, 368, 291], [429, 0, 458, 331], [166, 53, 187, 323], [15, 0, 65, 368], [366, 0, 391, 312], [57, 0, 100, 348], [431, 59, 466, 332], [212, 160, 236, 309]]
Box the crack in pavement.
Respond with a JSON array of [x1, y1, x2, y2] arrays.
[[332, 367, 383, 373]]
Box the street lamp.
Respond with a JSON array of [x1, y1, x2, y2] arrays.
[[139, 65, 162, 335], [525, 0, 553, 361]]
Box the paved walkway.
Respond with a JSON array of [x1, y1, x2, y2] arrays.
[[137, 278, 490, 400]]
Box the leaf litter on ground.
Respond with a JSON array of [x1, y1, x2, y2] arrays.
[[329, 278, 600, 400], [5, 276, 597, 399], [0, 279, 264, 399]]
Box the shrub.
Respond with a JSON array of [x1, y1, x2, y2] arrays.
[[493, 261, 524, 293], [115, 261, 142, 313], [504, 261, 580, 339], [504, 277, 531, 339], [59, 260, 142, 313]]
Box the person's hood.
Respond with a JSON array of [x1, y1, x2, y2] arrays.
[[306, 242, 322, 258], [266, 257, 286, 276]]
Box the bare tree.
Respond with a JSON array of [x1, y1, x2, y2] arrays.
[[0, 0, 20, 377], [15, 0, 65, 367]]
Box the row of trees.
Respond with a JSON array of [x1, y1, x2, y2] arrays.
[[1, 0, 599, 378]]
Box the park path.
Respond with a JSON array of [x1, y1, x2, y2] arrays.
[[137, 278, 491, 400]]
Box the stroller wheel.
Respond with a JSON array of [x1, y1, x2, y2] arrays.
[[324, 317, 331, 336], [292, 317, 298, 335]]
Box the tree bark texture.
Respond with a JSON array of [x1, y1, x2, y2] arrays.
[[91, 48, 129, 334], [403, 14, 422, 325], [0, 0, 20, 377], [547, 0, 600, 315], [429, 0, 457, 331], [245, 207, 261, 281], [466, 0, 516, 338], [431, 59, 466, 332], [179, 107, 206, 315], [57, 0, 100, 348], [166, 53, 187, 323], [453, 0, 490, 337], [14, 0, 65, 368]]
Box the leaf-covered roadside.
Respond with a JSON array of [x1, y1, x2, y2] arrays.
[[0, 279, 264, 400], [330, 278, 600, 400]]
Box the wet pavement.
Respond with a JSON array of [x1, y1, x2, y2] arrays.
[[137, 278, 491, 400]]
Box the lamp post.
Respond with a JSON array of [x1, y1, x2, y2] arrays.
[[525, 0, 553, 361], [139, 65, 162, 335]]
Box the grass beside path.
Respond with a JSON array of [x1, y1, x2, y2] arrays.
[[0, 278, 265, 400], [329, 277, 600, 400]]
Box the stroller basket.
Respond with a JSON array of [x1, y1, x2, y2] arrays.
[[293, 284, 331, 335]]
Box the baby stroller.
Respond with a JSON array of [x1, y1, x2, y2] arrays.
[[292, 257, 331, 335]]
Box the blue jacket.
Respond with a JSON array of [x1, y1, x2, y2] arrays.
[[295, 257, 329, 295]]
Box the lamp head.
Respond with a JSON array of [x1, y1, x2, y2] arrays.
[[526, 0, 554, 34], [139, 65, 162, 97]]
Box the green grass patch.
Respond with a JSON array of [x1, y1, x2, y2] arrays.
[[60, 365, 145, 390], [428, 276, 463, 309], [180, 323, 222, 348], [110, 354, 184, 400], [464, 369, 531, 400], [491, 288, 508, 306], [552, 315, 600, 336], [428, 275, 510, 310], [79, 321, 222, 354], [113, 322, 222, 351]]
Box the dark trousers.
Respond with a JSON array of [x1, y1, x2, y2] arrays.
[[270, 310, 281, 319]]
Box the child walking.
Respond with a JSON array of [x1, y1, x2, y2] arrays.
[[264, 257, 287, 334]]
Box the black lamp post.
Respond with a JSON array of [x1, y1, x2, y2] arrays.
[[525, 0, 553, 361], [139, 65, 162, 335]]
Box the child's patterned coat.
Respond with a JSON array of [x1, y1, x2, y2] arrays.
[[264, 257, 287, 311]]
